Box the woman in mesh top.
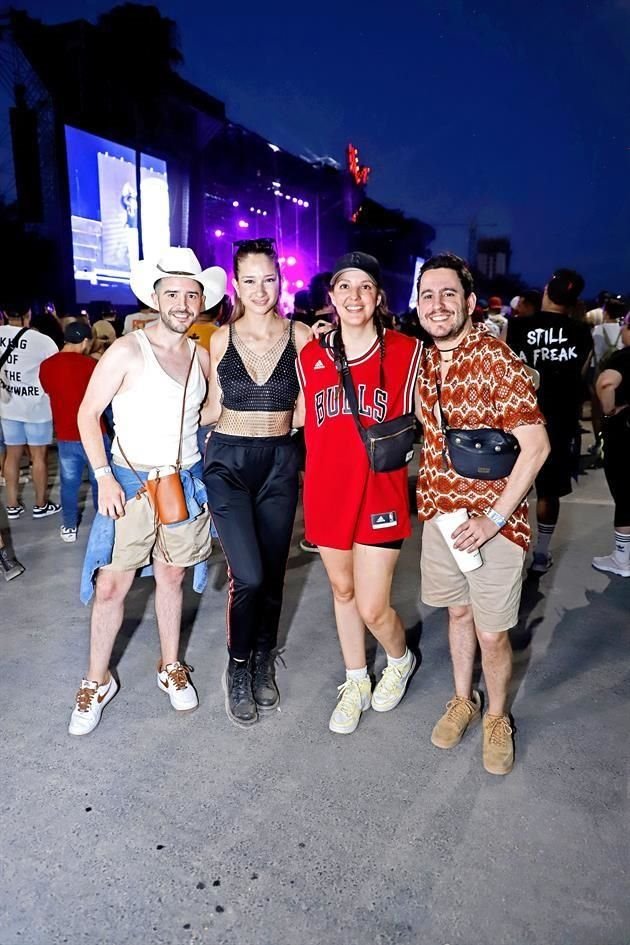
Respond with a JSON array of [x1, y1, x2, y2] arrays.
[[202, 239, 311, 727]]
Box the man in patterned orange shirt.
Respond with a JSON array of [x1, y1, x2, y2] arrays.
[[415, 254, 550, 775]]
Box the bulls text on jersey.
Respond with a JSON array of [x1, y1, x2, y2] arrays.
[[314, 384, 388, 427]]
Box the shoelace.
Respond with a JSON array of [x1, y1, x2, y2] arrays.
[[486, 715, 513, 745], [444, 696, 476, 725], [335, 679, 363, 716], [377, 662, 408, 694], [252, 653, 275, 687], [166, 662, 192, 690], [231, 663, 253, 705], [75, 683, 97, 713]]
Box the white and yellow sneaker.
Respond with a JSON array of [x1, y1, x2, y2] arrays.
[[329, 677, 372, 734], [68, 675, 118, 736], [157, 661, 198, 712], [371, 651, 416, 713]]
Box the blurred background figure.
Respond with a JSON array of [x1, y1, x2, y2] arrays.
[[514, 289, 542, 318], [90, 319, 117, 361], [486, 295, 508, 338], [585, 290, 610, 327]]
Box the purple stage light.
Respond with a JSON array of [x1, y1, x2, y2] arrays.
[[287, 256, 297, 266], [303, 201, 310, 208], [232, 200, 239, 207], [238, 220, 249, 228], [296, 280, 304, 289], [214, 229, 223, 237]]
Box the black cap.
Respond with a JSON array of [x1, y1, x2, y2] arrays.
[[330, 252, 381, 286], [546, 268, 585, 306], [64, 321, 93, 344]]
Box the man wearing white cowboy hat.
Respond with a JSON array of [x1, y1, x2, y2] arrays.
[[68, 247, 227, 736]]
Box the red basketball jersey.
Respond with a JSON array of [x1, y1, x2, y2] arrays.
[[297, 329, 421, 549]]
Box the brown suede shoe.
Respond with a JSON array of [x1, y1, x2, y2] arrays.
[[482, 713, 514, 775], [431, 691, 482, 749]]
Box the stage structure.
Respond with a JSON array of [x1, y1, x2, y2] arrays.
[[2, 8, 434, 314]]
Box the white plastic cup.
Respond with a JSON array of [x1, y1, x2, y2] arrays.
[[435, 509, 483, 573]]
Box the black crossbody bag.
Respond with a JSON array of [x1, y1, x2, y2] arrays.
[[435, 376, 520, 480], [321, 332, 416, 473]]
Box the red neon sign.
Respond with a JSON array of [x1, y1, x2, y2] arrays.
[[347, 143, 371, 186]]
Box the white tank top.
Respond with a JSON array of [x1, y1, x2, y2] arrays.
[[112, 331, 206, 468]]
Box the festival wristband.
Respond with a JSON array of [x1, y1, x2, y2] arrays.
[[93, 465, 113, 480], [484, 507, 507, 529]]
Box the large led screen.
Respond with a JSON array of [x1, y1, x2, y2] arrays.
[[65, 126, 170, 304]]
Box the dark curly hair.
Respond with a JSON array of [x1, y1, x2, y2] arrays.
[[417, 253, 475, 299]]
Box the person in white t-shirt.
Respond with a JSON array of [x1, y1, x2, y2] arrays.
[[122, 306, 158, 334], [0, 308, 61, 519], [592, 295, 625, 369]]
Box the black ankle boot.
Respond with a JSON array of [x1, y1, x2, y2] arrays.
[[224, 658, 258, 727], [252, 650, 280, 710], [0, 547, 25, 582]]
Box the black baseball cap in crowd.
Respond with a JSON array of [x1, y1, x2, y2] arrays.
[[330, 252, 381, 286], [546, 268, 585, 306], [64, 321, 93, 344]]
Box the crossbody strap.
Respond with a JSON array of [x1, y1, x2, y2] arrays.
[[0, 327, 29, 373], [435, 374, 450, 435], [175, 345, 196, 468], [320, 331, 369, 448]]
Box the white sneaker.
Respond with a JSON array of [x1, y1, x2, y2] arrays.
[[157, 661, 198, 712], [371, 651, 416, 712], [592, 554, 630, 578], [329, 677, 372, 734], [32, 501, 61, 519], [60, 526, 78, 543], [68, 675, 118, 736]]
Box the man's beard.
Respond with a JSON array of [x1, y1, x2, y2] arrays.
[[422, 306, 470, 342], [161, 310, 190, 334]]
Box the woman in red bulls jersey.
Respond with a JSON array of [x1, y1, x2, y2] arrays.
[[295, 252, 422, 734], [202, 238, 311, 728]]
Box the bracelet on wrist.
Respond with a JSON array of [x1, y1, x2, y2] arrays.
[[94, 465, 113, 480], [484, 507, 507, 529]]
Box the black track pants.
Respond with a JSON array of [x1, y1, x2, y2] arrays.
[[203, 433, 300, 660], [602, 412, 630, 527]]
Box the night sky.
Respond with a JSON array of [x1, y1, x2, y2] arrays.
[[6, 0, 630, 296]]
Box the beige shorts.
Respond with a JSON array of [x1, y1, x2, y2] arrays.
[[420, 515, 525, 632], [104, 492, 212, 572]]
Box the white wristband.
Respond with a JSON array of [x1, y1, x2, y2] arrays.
[[94, 465, 113, 480], [484, 507, 506, 529]]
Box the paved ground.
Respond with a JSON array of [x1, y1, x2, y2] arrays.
[[1, 446, 628, 945]]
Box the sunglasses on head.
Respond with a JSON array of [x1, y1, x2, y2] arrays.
[[232, 238, 277, 253]]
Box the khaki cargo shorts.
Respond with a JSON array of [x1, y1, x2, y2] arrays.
[[420, 514, 525, 632], [104, 492, 212, 572]]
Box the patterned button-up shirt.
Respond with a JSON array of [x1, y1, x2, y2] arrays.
[[416, 326, 545, 550]]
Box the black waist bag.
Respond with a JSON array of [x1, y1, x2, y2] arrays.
[[437, 378, 520, 481], [444, 427, 520, 480], [322, 332, 417, 473], [363, 413, 417, 473]]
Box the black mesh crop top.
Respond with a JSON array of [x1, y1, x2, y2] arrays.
[[217, 320, 300, 412]]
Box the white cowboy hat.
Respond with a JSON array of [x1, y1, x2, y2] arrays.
[[130, 247, 227, 311]]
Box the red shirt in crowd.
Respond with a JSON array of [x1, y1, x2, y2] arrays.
[[39, 351, 100, 441]]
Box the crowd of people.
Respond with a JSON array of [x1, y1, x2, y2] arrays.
[[1, 245, 628, 778]]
